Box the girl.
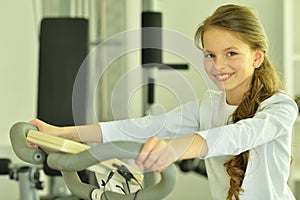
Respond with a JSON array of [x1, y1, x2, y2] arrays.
[[31, 4, 298, 199]]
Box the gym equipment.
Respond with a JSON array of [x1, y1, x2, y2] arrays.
[[141, 1, 188, 115], [177, 159, 207, 177], [10, 122, 177, 200], [0, 158, 44, 200], [38, 18, 90, 127]]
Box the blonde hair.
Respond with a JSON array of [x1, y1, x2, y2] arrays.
[[194, 4, 282, 199]]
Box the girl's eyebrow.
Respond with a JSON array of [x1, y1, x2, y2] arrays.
[[223, 46, 238, 51], [199, 48, 212, 53], [201, 46, 238, 53]]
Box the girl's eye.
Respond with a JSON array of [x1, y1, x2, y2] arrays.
[[227, 51, 237, 57], [204, 53, 215, 59]]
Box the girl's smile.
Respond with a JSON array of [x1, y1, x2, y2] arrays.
[[214, 72, 235, 82]]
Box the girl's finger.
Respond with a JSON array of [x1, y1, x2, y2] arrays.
[[142, 140, 167, 171], [136, 136, 160, 169], [29, 119, 43, 130]]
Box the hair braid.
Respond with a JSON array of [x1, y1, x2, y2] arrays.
[[224, 56, 281, 200]]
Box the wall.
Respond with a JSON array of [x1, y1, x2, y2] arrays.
[[0, 2, 38, 143], [0, 1, 38, 199], [294, 0, 300, 96]]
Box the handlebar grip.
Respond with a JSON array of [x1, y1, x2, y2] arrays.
[[61, 171, 98, 200], [9, 122, 46, 165], [47, 142, 144, 172]]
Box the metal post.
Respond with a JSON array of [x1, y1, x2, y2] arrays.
[[142, 0, 162, 115], [18, 166, 39, 200]]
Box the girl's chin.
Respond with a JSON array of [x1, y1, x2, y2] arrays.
[[213, 81, 226, 91]]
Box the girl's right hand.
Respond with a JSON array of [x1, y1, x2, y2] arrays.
[[29, 119, 103, 143], [29, 119, 82, 142], [29, 119, 61, 136]]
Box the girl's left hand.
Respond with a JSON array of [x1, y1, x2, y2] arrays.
[[135, 137, 178, 172]]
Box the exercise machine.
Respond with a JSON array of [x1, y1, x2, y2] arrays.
[[0, 158, 44, 200], [10, 122, 177, 200]]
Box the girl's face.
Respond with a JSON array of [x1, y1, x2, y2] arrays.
[[202, 27, 263, 105]]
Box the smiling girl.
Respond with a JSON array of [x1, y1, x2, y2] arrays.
[[30, 4, 298, 200]]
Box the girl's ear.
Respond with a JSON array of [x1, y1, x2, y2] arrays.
[[253, 49, 264, 68]]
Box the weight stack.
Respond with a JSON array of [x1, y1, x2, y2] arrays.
[[37, 18, 89, 127]]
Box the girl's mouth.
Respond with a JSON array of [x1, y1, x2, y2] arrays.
[[214, 73, 234, 82]]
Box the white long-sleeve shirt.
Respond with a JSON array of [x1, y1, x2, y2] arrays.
[[100, 90, 298, 199]]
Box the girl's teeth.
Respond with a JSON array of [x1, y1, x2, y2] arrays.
[[215, 73, 232, 81]]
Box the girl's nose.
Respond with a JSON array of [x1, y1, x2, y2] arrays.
[[214, 56, 226, 70]]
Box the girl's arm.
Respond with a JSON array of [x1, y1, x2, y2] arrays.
[[29, 119, 103, 143], [30, 100, 201, 144]]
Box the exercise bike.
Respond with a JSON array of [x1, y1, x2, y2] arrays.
[[9, 122, 177, 200]]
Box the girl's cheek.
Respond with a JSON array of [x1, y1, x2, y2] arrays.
[[204, 63, 213, 75], [227, 59, 241, 70]]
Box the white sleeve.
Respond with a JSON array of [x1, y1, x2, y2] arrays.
[[197, 93, 298, 158], [100, 100, 201, 143]]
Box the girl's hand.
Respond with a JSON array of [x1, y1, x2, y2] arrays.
[[29, 119, 79, 141], [29, 119, 60, 135], [136, 137, 178, 172], [27, 119, 61, 148], [28, 119, 101, 143], [135, 134, 207, 173]]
